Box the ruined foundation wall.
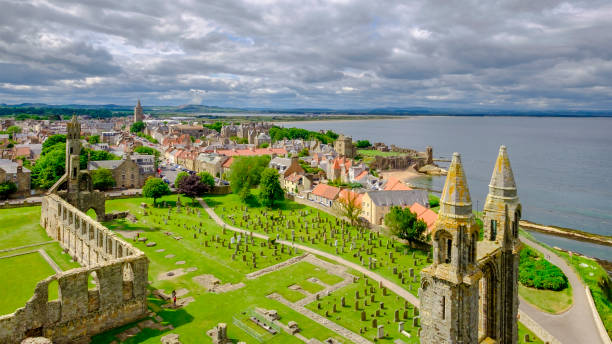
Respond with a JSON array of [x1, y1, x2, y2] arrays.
[[0, 194, 148, 344]]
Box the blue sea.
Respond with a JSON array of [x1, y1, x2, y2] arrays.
[[280, 116, 612, 261]]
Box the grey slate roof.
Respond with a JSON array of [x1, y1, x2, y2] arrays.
[[88, 160, 123, 170], [0, 159, 30, 173], [365, 190, 428, 207]]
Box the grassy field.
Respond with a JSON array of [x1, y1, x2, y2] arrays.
[[357, 150, 406, 157], [0, 205, 81, 316], [91, 195, 349, 343], [203, 191, 431, 299], [0, 253, 58, 315], [519, 284, 573, 314]]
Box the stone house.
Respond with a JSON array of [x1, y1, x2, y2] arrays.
[[308, 183, 341, 207], [283, 172, 313, 194], [0, 159, 31, 197], [254, 132, 271, 147], [87, 155, 154, 188], [361, 189, 429, 225], [333, 134, 356, 158], [196, 153, 229, 177]]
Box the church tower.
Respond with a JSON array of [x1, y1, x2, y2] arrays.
[[483, 145, 521, 343], [134, 99, 144, 123], [66, 115, 81, 193], [419, 153, 481, 344]]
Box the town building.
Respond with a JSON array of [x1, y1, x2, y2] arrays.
[[361, 189, 429, 225], [308, 183, 341, 207], [0, 159, 31, 197], [87, 154, 154, 188], [333, 134, 356, 158], [134, 100, 144, 123]]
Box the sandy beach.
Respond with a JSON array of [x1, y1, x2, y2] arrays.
[[380, 169, 422, 182]]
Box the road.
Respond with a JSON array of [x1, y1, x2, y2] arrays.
[[519, 237, 605, 344]]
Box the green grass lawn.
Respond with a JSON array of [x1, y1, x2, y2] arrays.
[[518, 321, 544, 344], [357, 150, 406, 157], [0, 206, 49, 250], [0, 252, 59, 315], [519, 284, 573, 314], [203, 192, 431, 299], [305, 276, 420, 344], [91, 195, 350, 344]]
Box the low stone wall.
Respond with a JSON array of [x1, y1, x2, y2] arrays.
[[0, 195, 149, 343], [210, 185, 231, 195], [585, 286, 612, 344], [518, 310, 561, 344]]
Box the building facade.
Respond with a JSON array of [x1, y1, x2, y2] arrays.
[[134, 100, 144, 123]]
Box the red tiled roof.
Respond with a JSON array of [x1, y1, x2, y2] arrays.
[[338, 189, 363, 207], [222, 157, 234, 168], [409, 202, 438, 233], [285, 172, 302, 183], [311, 183, 341, 200], [216, 148, 287, 157], [355, 170, 369, 181], [384, 177, 412, 191]]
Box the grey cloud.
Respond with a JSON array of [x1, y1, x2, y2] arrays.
[[0, 0, 610, 110]]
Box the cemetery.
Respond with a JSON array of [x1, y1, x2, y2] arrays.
[[0, 193, 543, 343]]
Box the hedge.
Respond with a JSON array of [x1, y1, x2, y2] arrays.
[[519, 246, 568, 291]]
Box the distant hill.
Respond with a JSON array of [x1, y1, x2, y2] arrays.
[[0, 103, 610, 117]]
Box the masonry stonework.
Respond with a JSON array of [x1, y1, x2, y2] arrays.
[[419, 146, 521, 344], [0, 116, 149, 343]]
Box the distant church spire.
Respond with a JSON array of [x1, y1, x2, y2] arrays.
[[439, 152, 472, 218], [134, 99, 144, 123]]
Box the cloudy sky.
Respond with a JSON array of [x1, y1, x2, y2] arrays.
[[1, 0, 611, 110]]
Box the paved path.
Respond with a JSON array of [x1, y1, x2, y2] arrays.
[[200, 198, 604, 344], [38, 249, 63, 273], [520, 236, 605, 344]]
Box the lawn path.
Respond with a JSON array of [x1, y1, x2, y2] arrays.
[[198, 198, 420, 308], [38, 248, 62, 273], [519, 236, 605, 344]]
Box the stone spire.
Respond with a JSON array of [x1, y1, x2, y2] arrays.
[[488, 145, 517, 198], [439, 152, 472, 218]]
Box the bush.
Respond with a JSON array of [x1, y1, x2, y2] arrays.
[[428, 194, 440, 208], [0, 181, 17, 199], [519, 247, 568, 291]]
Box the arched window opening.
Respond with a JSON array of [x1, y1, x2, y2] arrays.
[[122, 263, 135, 301], [441, 296, 446, 320], [446, 239, 452, 263], [490, 220, 497, 241], [48, 279, 60, 302]]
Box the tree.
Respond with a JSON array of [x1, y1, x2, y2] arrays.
[[31, 143, 66, 189], [298, 148, 309, 157], [130, 121, 145, 133], [355, 140, 371, 148], [7, 125, 21, 139], [88, 135, 100, 144], [42, 134, 66, 154], [0, 181, 17, 200], [178, 173, 211, 204], [258, 168, 284, 208], [134, 146, 160, 157], [143, 177, 170, 206], [198, 171, 215, 189], [91, 168, 115, 191], [229, 155, 271, 202], [384, 206, 427, 243], [336, 190, 362, 226], [174, 171, 189, 189]]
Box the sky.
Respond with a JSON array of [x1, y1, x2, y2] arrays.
[[1, 0, 611, 110]]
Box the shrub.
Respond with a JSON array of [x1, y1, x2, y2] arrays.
[[519, 247, 568, 291]]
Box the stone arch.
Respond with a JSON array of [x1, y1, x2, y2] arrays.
[[48, 278, 60, 302], [79, 172, 93, 192], [513, 205, 522, 238], [122, 263, 134, 301], [434, 230, 452, 264], [479, 261, 499, 340]]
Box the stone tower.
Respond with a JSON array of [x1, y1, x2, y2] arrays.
[[134, 99, 144, 123], [66, 115, 81, 193], [334, 134, 356, 158], [482, 145, 521, 343], [419, 153, 481, 344]]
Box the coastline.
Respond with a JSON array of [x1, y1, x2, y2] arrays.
[[520, 220, 612, 247]]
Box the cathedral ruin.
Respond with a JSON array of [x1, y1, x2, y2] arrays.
[[419, 146, 521, 344], [0, 116, 149, 343]]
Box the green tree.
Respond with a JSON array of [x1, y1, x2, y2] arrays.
[[335, 191, 362, 226], [258, 168, 284, 208], [355, 140, 371, 148], [31, 143, 66, 189], [91, 168, 115, 191], [298, 148, 309, 157], [0, 181, 17, 200], [7, 125, 21, 139], [42, 134, 66, 154], [198, 171, 215, 189], [384, 206, 427, 243], [178, 173, 211, 204], [174, 171, 189, 189], [88, 135, 100, 144], [134, 146, 160, 157], [228, 155, 271, 201], [130, 121, 145, 133], [143, 177, 171, 206]]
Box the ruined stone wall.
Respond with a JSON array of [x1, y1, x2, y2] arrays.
[[372, 155, 425, 170], [0, 194, 148, 344]]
